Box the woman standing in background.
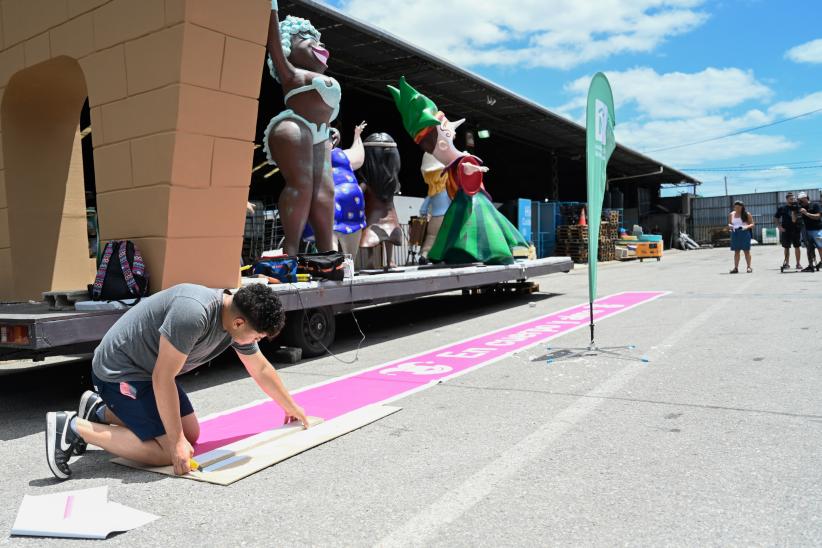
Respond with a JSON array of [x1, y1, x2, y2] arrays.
[[728, 200, 754, 273]]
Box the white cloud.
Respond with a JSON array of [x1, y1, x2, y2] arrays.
[[560, 67, 772, 119], [786, 38, 822, 64], [339, 0, 709, 69], [691, 167, 797, 197], [615, 116, 797, 165], [555, 67, 822, 166], [768, 91, 822, 117]]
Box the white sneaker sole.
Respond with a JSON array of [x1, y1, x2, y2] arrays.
[[45, 412, 69, 480]]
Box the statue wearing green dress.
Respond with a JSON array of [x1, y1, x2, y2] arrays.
[[388, 77, 528, 265]]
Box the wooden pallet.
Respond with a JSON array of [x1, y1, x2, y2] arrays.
[[557, 226, 588, 238]]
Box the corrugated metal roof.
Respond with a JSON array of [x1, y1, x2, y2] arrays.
[[282, 0, 700, 187]]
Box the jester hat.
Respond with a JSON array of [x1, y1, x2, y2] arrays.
[[388, 77, 443, 144]]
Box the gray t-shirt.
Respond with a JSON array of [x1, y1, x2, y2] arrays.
[[92, 284, 259, 382]]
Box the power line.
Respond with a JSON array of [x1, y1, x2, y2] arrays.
[[688, 163, 822, 173], [644, 106, 822, 153], [682, 158, 822, 171]]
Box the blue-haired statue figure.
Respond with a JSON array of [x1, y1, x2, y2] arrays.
[[265, 1, 341, 255]]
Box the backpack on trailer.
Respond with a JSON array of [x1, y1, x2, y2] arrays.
[[252, 256, 298, 283], [297, 251, 346, 281], [89, 240, 149, 303]]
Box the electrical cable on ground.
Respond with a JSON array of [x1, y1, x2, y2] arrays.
[[288, 271, 366, 365]]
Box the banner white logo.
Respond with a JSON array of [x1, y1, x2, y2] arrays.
[[379, 362, 453, 376], [595, 99, 608, 146]]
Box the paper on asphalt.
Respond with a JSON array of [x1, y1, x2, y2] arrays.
[[11, 486, 158, 539]]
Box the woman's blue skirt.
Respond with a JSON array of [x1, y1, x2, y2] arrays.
[[730, 229, 752, 251]]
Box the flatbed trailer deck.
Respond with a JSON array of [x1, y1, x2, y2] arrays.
[[0, 257, 572, 362]]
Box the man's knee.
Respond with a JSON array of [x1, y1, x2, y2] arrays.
[[182, 413, 200, 444]]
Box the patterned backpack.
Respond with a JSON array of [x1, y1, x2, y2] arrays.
[[90, 240, 149, 303]]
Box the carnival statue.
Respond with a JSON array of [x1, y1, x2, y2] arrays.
[[388, 77, 528, 265], [264, 1, 340, 255], [359, 133, 403, 269], [418, 152, 450, 262], [328, 123, 368, 257]]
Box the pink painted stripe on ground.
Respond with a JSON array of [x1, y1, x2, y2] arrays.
[[194, 291, 667, 454]]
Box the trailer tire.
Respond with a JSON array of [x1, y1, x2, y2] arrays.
[[280, 307, 335, 358]]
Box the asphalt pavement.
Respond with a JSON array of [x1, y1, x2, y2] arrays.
[[1, 246, 821, 546]]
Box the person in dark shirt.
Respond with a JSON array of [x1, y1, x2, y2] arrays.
[[774, 192, 802, 270], [797, 192, 822, 271]]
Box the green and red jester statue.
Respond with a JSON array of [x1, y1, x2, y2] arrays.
[[388, 77, 528, 265]]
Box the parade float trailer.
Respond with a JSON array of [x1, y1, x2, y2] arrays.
[[0, 258, 571, 362], [0, 0, 694, 365]]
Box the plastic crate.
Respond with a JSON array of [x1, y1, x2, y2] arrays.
[[635, 241, 663, 261], [761, 227, 778, 245]]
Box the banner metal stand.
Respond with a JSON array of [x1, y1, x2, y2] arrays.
[[535, 73, 648, 366]]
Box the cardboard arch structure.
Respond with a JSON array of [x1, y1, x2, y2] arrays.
[[2, 56, 95, 298], [0, 0, 272, 300]]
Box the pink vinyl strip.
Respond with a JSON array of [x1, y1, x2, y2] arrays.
[[195, 291, 667, 455]]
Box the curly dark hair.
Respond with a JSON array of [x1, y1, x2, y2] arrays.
[[231, 284, 285, 337]]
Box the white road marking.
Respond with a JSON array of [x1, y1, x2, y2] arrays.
[[376, 278, 755, 548]]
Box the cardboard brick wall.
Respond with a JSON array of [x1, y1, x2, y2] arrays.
[[0, 0, 269, 300]]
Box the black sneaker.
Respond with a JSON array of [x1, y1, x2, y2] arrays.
[[801, 265, 815, 272], [74, 391, 105, 455], [46, 411, 79, 480]]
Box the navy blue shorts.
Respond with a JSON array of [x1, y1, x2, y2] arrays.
[[91, 372, 194, 442]]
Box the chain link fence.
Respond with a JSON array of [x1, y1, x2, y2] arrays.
[[690, 189, 822, 244]]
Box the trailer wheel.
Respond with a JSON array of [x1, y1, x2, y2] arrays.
[[280, 307, 336, 358]]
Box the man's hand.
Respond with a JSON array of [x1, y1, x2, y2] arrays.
[[237, 350, 311, 430], [354, 121, 368, 138], [778, 226, 785, 233], [171, 437, 194, 475], [800, 207, 808, 216], [284, 404, 310, 429]]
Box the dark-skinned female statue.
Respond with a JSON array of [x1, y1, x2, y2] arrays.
[[265, 1, 340, 255]]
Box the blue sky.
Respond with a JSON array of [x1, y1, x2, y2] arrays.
[[324, 0, 822, 197]]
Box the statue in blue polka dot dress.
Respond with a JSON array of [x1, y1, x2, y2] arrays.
[[330, 123, 367, 257], [299, 123, 367, 256]]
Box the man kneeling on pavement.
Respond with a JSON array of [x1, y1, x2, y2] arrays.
[[46, 283, 309, 480]]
